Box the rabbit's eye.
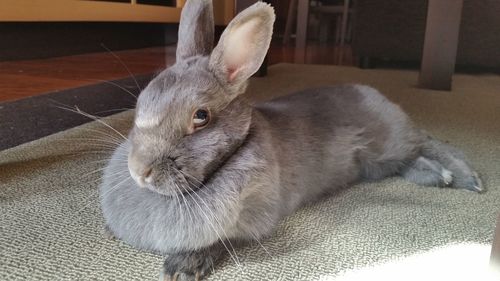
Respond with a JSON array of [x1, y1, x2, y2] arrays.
[[193, 109, 210, 128]]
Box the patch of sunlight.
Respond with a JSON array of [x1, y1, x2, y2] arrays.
[[318, 243, 498, 281]]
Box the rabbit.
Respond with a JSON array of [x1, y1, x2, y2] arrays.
[[99, 1, 483, 280]]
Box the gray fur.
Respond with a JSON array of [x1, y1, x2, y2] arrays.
[[176, 0, 214, 62], [99, 1, 483, 280], [401, 156, 452, 187], [161, 244, 224, 281]]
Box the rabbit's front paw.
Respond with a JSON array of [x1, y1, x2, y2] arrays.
[[160, 246, 221, 281], [160, 271, 202, 281]]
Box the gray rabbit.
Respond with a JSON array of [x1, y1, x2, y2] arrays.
[[99, 1, 483, 280]]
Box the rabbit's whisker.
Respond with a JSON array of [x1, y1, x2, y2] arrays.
[[63, 151, 113, 157], [81, 164, 127, 179], [94, 108, 135, 115], [88, 170, 130, 193], [77, 158, 128, 187], [180, 172, 273, 267], [169, 182, 185, 222], [179, 172, 240, 259], [173, 181, 195, 226], [74, 143, 120, 151], [76, 128, 126, 145], [177, 170, 226, 213], [100, 43, 142, 92], [174, 169, 241, 268], [89, 160, 127, 168], [173, 175, 241, 268], [59, 138, 123, 147], [55, 105, 128, 141], [87, 158, 121, 164], [83, 78, 138, 100], [53, 126, 125, 148], [76, 174, 131, 214], [249, 232, 273, 259], [84, 155, 126, 167], [81, 167, 109, 178], [65, 149, 117, 159], [51, 101, 128, 140], [69, 135, 124, 145], [85, 170, 126, 187]]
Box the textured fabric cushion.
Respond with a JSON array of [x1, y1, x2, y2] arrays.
[[1, 64, 499, 280]]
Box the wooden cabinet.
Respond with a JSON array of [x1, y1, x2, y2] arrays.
[[0, 0, 235, 25]]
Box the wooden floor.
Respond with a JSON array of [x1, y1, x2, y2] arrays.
[[0, 41, 355, 102], [0, 47, 174, 102]]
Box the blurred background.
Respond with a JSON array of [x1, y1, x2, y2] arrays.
[[1, 0, 499, 149]]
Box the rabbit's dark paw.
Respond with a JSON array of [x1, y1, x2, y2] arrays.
[[102, 224, 116, 240], [160, 246, 222, 281], [160, 271, 202, 281]]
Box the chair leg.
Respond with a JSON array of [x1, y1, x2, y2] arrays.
[[283, 0, 298, 45], [346, 15, 353, 43], [294, 0, 310, 63], [337, 0, 350, 65], [318, 14, 330, 44], [418, 0, 463, 90], [335, 15, 341, 44]]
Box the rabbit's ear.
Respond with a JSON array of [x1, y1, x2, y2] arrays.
[[209, 2, 275, 87], [176, 0, 214, 62]]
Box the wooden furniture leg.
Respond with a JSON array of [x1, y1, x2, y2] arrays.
[[337, 0, 350, 65], [294, 0, 309, 64], [283, 0, 298, 45], [418, 0, 463, 91]]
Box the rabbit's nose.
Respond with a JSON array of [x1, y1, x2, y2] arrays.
[[142, 167, 153, 184], [128, 158, 153, 188], [134, 166, 154, 187], [133, 167, 153, 187]]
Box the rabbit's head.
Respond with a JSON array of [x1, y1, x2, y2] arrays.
[[127, 0, 275, 196]]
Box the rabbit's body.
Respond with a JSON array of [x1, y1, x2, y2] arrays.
[[100, 84, 478, 254], [255, 85, 422, 205], [99, 1, 483, 280], [102, 84, 415, 253]]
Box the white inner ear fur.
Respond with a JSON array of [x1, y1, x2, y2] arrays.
[[223, 18, 261, 82]]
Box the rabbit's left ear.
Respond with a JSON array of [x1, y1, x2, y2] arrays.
[[176, 0, 214, 62], [209, 2, 275, 87]]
